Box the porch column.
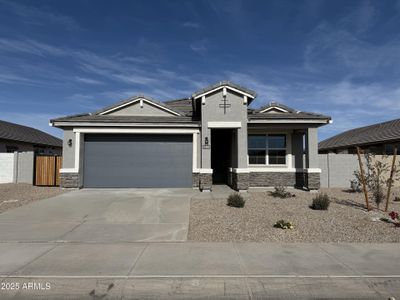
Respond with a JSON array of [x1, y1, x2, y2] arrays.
[[237, 125, 248, 169], [292, 130, 305, 188], [231, 125, 249, 191], [305, 127, 320, 190]]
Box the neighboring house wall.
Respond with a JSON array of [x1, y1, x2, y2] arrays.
[[0, 153, 14, 183], [0, 139, 61, 155], [0, 140, 34, 152]]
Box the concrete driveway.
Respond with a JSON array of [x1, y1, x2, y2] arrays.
[[0, 188, 198, 242]]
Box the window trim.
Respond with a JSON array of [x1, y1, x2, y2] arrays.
[[248, 133, 288, 166]]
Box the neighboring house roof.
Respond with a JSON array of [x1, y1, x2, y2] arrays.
[[249, 102, 330, 121], [0, 120, 62, 147], [192, 81, 257, 99], [319, 118, 400, 151]]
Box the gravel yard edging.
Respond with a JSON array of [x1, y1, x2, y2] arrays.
[[188, 188, 400, 242], [0, 183, 68, 213]]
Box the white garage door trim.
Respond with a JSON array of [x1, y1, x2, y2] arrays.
[[60, 128, 200, 174]]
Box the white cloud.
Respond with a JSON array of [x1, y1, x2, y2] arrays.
[[190, 39, 208, 55], [182, 22, 201, 29], [339, 0, 378, 34], [0, 0, 81, 30], [75, 76, 103, 85]]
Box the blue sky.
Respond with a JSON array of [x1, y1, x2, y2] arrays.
[[1, 0, 400, 140]]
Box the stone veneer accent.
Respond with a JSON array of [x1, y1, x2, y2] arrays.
[[229, 172, 249, 191], [60, 173, 79, 188], [192, 173, 212, 191], [249, 172, 297, 187], [305, 172, 320, 190]]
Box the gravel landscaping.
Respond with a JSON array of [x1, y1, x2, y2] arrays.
[[0, 183, 68, 213], [188, 187, 400, 242]]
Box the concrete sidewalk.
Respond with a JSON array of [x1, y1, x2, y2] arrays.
[[0, 242, 399, 299]]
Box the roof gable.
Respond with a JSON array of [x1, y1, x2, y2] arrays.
[[257, 102, 296, 114], [249, 101, 331, 123], [96, 96, 182, 116], [192, 81, 257, 100]]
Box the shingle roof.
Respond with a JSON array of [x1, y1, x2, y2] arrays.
[[192, 80, 257, 98], [164, 98, 193, 116], [52, 114, 198, 124], [0, 120, 62, 147], [319, 118, 400, 151], [93, 95, 185, 116], [51, 85, 330, 125], [249, 102, 330, 120]]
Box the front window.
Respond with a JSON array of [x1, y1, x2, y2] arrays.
[[248, 135, 266, 164], [268, 134, 286, 164], [248, 134, 287, 165]]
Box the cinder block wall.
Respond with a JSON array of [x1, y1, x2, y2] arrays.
[[15, 152, 34, 184], [0, 152, 34, 184], [319, 154, 399, 188], [0, 153, 14, 183]]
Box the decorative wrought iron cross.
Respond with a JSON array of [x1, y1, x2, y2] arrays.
[[219, 96, 231, 114]]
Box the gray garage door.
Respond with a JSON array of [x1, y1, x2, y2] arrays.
[[83, 134, 193, 188]]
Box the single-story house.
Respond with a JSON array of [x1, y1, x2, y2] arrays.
[[0, 120, 62, 154], [319, 118, 400, 155], [51, 81, 331, 191]]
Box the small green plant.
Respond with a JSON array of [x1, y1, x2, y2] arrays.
[[311, 193, 330, 210], [269, 185, 295, 198], [227, 193, 245, 208], [274, 219, 294, 229]]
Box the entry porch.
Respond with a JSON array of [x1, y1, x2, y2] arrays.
[[195, 124, 321, 191]]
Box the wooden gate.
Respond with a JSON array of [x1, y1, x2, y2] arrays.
[[35, 155, 62, 186]]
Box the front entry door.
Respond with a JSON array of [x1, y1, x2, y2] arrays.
[[211, 129, 232, 183]]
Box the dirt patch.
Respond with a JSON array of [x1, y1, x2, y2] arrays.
[[188, 188, 400, 242], [0, 183, 69, 213]]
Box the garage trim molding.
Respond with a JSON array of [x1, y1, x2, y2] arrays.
[[60, 128, 200, 174]]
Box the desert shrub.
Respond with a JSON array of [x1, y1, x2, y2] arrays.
[[227, 193, 245, 208], [274, 219, 294, 229], [349, 179, 361, 193], [354, 154, 400, 208], [311, 193, 330, 210], [373, 188, 385, 208], [269, 185, 295, 198]]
